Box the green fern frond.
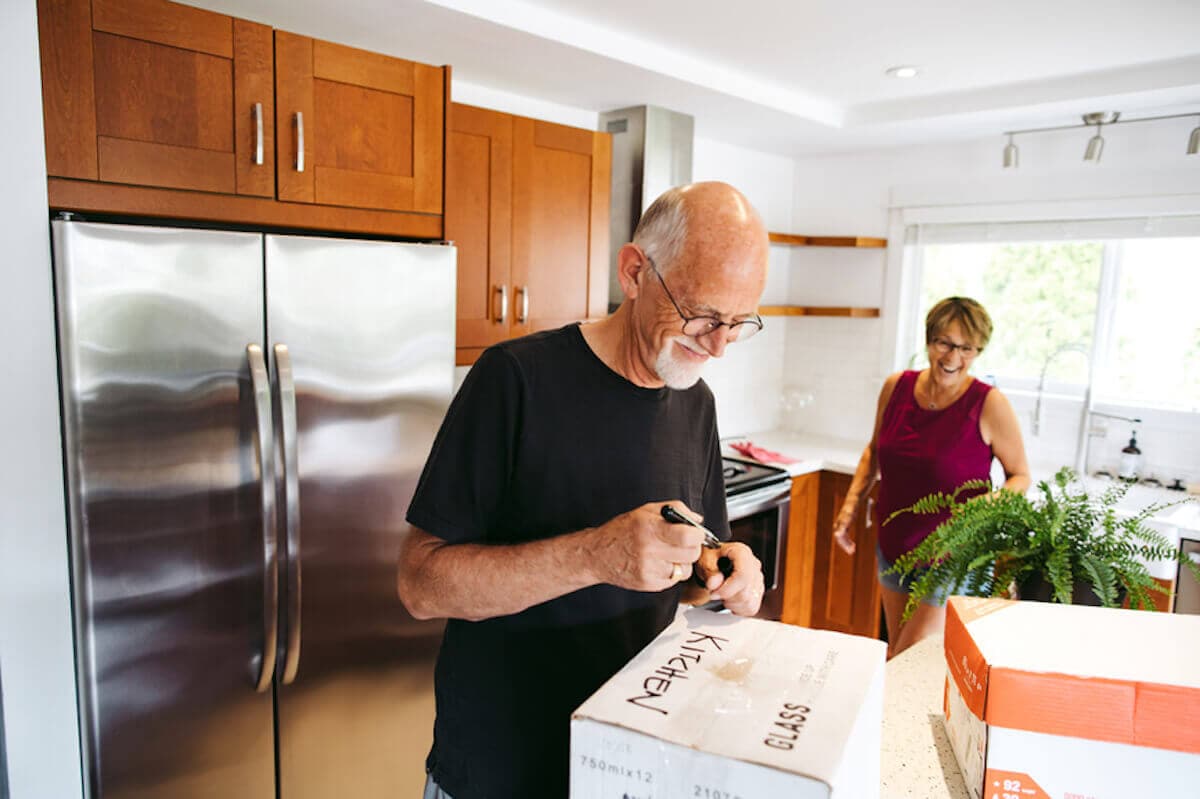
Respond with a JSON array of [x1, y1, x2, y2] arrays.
[[887, 472, 1198, 619]]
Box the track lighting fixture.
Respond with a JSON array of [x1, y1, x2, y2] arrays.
[[1002, 133, 1018, 169], [1001, 111, 1200, 168]]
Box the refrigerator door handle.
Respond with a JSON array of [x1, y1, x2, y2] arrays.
[[247, 344, 279, 693], [274, 343, 303, 684]]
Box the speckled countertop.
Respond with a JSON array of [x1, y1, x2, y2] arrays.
[[880, 634, 970, 799]]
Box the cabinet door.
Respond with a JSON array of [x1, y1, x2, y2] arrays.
[[810, 472, 881, 638], [510, 118, 610, 337], [275, 33, 445, 215], [38, 0, 274, 196], [447, 104, 512, 361], [781, 471, 821, 627]]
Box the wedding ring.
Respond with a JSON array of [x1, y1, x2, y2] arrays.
[[670, 562, 685, 582]]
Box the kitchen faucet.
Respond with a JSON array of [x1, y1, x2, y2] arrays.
[[1033, 343, 1089, 436], [1031, 342, 1140, 476]]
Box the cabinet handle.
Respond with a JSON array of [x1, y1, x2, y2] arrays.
[[517, 285, 529, 324], [295, 112, 305, 173], [495, 284, 508, 325], [865, 497, 875, 528], [253, 103, 264, 165]]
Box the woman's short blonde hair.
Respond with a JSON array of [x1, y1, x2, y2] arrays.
[[925, 296, 993, 351]]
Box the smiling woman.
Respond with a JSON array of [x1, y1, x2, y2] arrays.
[[914, 217, 1200, 412]]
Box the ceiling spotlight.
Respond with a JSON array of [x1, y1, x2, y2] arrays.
[[1002, 134, 1019, 169], [1082, 112, 1115, 163], [1000, 110, 1198, 167], [885, 66, 920, 79], [1084, 129, 1104, 162]]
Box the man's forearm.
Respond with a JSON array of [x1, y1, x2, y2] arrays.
[[398, 526, 601, 622]]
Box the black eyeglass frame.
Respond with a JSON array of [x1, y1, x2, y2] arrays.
[[641, 250, 764, 342], [929, 336, 981, 358]]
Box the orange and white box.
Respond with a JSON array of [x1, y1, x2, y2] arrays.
[[570, 608, 886, 798], [942, 596, 1200, 799]]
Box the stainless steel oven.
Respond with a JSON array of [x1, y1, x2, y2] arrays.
[[723, 457, 791, 620]]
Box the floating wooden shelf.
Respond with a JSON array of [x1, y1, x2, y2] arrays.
[[768, 232, 887, 248], [759, 306, 881, 318]]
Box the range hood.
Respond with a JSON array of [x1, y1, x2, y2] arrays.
[[599, 105, 694, 309]]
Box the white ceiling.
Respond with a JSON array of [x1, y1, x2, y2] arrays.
[[187, 0, 1200, 156]]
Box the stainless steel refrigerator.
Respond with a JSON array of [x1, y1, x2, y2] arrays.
[[51, 218, 455, 798]]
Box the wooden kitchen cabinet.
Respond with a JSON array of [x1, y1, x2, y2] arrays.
[[38, 0, 448, 237], [450, 105, 611, 365], [39, 0, 275, 196], [447, 103, 513, 355], [274, 33, 445, 215], [781, 470, 881, 640]]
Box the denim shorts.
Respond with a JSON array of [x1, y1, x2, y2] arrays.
[[876, 543, 960, 606]]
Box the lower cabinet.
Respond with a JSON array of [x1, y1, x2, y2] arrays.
[[782, 471, 881, 639]]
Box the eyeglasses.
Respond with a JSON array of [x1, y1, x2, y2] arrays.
[[642, 251, 763, 343], [930, 336, 980, 358]]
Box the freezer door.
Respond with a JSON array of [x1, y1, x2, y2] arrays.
[[266, 234, 455, 798], [52, 221, 275, 799]]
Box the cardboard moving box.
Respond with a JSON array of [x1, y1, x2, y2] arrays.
[[570, 608, 886, 798], [942, 596, 1200, 799]]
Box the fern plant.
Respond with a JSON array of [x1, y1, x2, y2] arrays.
[[885, 467, 1200, 622]]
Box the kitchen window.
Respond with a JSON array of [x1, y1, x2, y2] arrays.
[[908, 216, 1200, 414]]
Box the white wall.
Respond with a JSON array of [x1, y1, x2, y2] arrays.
[[690, 136, 796, 438], [0, 2, 85, 798], [452, 79, 599, 129], [783, 119, 1200, 481]]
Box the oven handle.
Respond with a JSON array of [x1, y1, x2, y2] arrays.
[[726, 481, 792, 521]]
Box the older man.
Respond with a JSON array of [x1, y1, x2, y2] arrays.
[[397, 181, 770, 799]]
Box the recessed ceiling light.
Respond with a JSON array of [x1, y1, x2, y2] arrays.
[[885, 66, 920, 79]]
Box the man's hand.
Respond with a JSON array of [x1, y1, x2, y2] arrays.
[[587, 501, 706, 592], [696, 542, 764, 617]]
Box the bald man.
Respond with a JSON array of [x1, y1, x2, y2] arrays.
[[398, 182, 771, 799]]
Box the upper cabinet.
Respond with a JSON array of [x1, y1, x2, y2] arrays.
[[511, 116, 611, 336], [274, 33, 444, 215], [39, 0, 274, 196], [448, 103, 513, 354], [449, 104, 610, 364], [37, 0, 448, 237]]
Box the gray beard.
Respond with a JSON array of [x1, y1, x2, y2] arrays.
[[654, 337, 705, 389]]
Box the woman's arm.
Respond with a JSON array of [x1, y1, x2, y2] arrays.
[[834, 372, 902, 554], [980, 388, 1032, 494]]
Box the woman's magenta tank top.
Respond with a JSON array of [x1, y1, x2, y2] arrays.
[[875, 370, 994, 562]]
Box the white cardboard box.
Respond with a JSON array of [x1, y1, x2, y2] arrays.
[[942, 596, 1200, 799], [570, 608, 886, 799]]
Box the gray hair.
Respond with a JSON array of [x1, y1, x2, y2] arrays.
[[632, 188, 689, 274]]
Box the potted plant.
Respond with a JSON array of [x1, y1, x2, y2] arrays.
[[885, 467, 1200, 622]]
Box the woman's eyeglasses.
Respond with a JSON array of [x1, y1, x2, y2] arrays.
[[930, 336, 979, 358]]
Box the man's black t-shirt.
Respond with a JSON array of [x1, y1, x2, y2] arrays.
[[405, 324, 728, 799]]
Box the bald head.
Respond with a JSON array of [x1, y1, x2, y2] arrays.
[[633, 181, 768, 282]]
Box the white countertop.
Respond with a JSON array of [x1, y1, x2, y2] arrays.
[[722, 430, 1198, 580], [880, 634, 970, 799], [721, 429, 863, 478]]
